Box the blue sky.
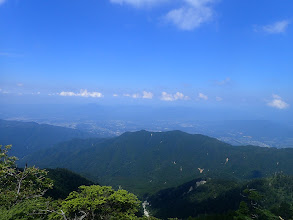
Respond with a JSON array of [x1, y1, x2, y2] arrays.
[[0, 0, 292, 114]]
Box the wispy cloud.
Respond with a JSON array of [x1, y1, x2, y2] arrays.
[[123, 93, 140, 98], [132, 93, 140, 98], [198, 93, 208, 100], [122, 91, 153, 99], [17, 83, 23, 87], [0, 52, 23, 57], [256, 20, 290, 34], [143, 91, 154, 99], [0, 90, 10, 94], [31, 92, 41, 95], [0, 0, 6, 6], [161, 92, 189, 101], [109, 0, 167, 8], [164, 0, 216, 31], [214, 77, 231, 86], [59, 89, 104, 98], [109, 0, 217, 30], [267, 94, 289, 109], [216, 96, 222, 101]]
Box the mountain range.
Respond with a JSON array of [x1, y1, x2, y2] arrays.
[[0, 119, 95, 158], [21, 130, 293, 197]]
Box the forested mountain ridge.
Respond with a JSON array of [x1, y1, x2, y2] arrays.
[[0, 119, 96, 158], [2, 144, 293, 219], [22, 130, 293, 197], [148, 174, 293, 219], [0, 145, 144, 220], [45, 168, 95, 199]]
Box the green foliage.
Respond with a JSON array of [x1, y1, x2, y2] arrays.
[[234, 188, 283, 220], [3, 135, 293, 220], [234, 202, 250, 219], [45, 168, 95, 199], [148, 174, 293, 219], [0, 145, 53, 207], [49, 185, 141, 220], [0, 145, 155, 220], [271, 202, 293, 220], [0, 145, 54, 219], [23, 130, 293, 197], [149, 178, 242, 219], [0, 197, 51, 220]]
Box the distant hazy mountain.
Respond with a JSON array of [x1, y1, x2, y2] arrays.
[[0, 119, 96, 158], [203, 120, 293, 148], [2, 104, 293, 148], [21, 130, 293, 196]]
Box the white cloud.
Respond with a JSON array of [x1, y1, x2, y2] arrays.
[[109, 0, 217, 30], [110, 0, 166, 8], [216, 96, 222, 101], [113, 94, 119, 97], [174, 92, 189, 100], [59, 89, 104, 98], [143, 91, 154, 99], [60, 91, 76, 97], [165, 0, 215, 30], [272, 94, 281, 99], [79, 90, 103, 98], [198, 93, 208, 100], [257, 20, 290, 34], [161, 92, 189, 101], [132, 93, 140, 98], [267, 94, 289, 110], [17, 83, 23, 87], [123, 93, 140, 98], [161, 92, 174, 101]]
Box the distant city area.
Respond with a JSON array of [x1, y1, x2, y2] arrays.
[[4, 115, 293, 149]]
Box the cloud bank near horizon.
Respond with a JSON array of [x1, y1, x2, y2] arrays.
[[59, 89, 104, 98]]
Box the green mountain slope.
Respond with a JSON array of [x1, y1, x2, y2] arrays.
[[22, 130, 293, 196], [0, 119, 96, 158], [45, 168, 95, 199], [148, 174, 293, 219]]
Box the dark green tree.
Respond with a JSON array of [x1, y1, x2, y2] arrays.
[[0, 145, 53, 219], [234, 189, 278, 220]]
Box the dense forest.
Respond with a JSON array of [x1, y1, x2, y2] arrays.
[[0, 145, 146, 220], [1, 144, 293, 220], [22, 130, 293, 197]]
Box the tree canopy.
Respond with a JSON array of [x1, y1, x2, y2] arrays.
[[0, 145, 144, 220]]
